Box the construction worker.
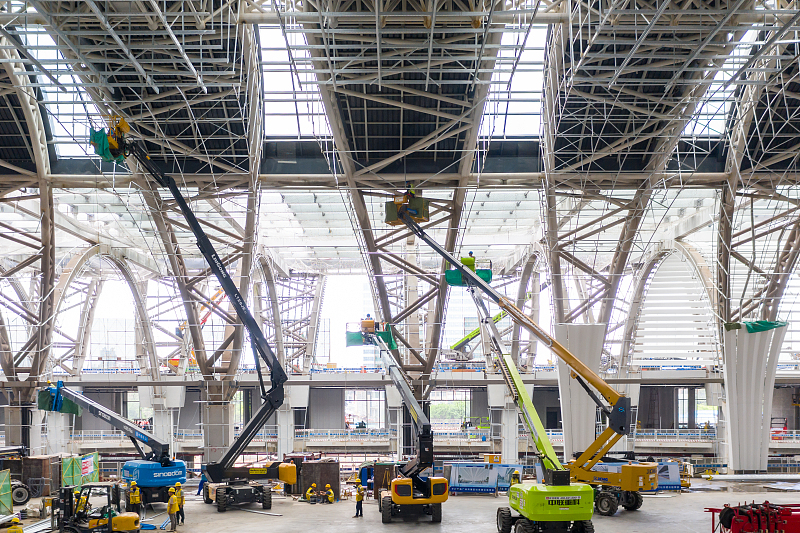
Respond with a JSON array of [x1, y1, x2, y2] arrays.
[[167, 487, 178, 532], [461, 251, 476, 272], [353, 483, 364, 518], [174, 482, 185, 526], [196, 472, 206, 496], [305, 483, 317, 502], [324, 484, 335, 504], [128, 481, 141, 517], [510, 470, 521, 486], [75, 489, 88, 514], [6, 517, 22, 533]]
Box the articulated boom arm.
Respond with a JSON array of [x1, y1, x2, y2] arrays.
[[125, 142, 287, 482], [398, 211, 632, 471], [467, 288, 562, 473], [51, 382, 171, 466], [368, 335, 434, 480]]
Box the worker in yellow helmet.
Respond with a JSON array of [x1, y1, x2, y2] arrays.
[[511, 470, 521, 485], [174, 482, 185, 526], [75, 489, 88, 514], [167, 488, 178, 532], [324, 484, 334, 504], [128, 481, 141, 517], [7, 517, 22, 533], [305, 483, 317, 503], [353, 483, 365, 518]]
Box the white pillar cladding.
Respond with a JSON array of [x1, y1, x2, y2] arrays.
[[723, 323, 787, 473], [555, 324, 606, 461], [46, 411, 71, 455], [488, 384, 518, 463], [29, 409, 45, 456], [201, 382, 236, 464], [278, 384, 308, 459], [385, 385, 403, 458]]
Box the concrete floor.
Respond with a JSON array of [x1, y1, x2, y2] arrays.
[[164, 482, 800, 533]]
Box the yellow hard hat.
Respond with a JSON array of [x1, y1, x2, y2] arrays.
[[130, 481, 137, 487], [11, 517, 19, 523], [175, 482, 181, 487], [326, 484, 331, 488], [169, 488, 175, 493], [311, 483, 316, 487], [74, 489, 80, 494]]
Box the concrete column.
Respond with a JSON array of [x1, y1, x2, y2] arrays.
[[723, 324, 787, 473], [555, 324, 605, 461], [202, 382, 236, 464], [46, 411, 71, 455]]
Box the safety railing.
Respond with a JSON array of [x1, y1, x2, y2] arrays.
[[294, 428, 396, 441], [769, 429, 800, 442], [633, 429, 717, 441], [433, 429, 491, 441]]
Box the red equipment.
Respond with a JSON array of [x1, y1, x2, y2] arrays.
[[707, 502, 800, 532]]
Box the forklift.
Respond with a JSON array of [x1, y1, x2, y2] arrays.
[[54, 483, 140, 533]]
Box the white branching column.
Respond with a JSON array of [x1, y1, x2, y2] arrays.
[[555, 324, 605, 461], [723, 323, 787, 473]]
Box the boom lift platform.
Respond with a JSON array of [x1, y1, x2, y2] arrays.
[[89, 117, 296, 512], [41, 381, 186, 504], [352, 320, 448, 523], [387, 194, 657, 517]]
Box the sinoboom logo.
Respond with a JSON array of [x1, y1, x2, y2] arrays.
[[153, 470, 183, 478]]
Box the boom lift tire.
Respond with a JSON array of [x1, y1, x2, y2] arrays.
[[514, 518, 534, 533], [594, 492, 618, 516], [431, 503, 442, 523], [11, 482, 30, 505], [497, 506, 513, 533], [262, 486, 272, 509], [620, 491, 643, 511], [571, 520, 595, 533], [216, 488, 228, 513], [382, 496, 393, 523], [203, 486, 213, 505]]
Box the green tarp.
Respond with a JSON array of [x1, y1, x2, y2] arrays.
[[38, 389, 82, 415], [445, 269, 493, 287], [90, 128, 124, 163], [375, 329, 398, 351], [346, 331, 365, 347], [0, 470, 10, 516], [724, 320, 789, 333], [62, 452, 99, 488]]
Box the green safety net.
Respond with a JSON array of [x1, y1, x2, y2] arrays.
[[0, 470, 10, 516], [724, 320, 789, 333], [375, 329, 398, 351], [90, 128, 124, 163], [37, 389, 54, 410], [445, 269, 492, 287], [346, 331, 365, 347]]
